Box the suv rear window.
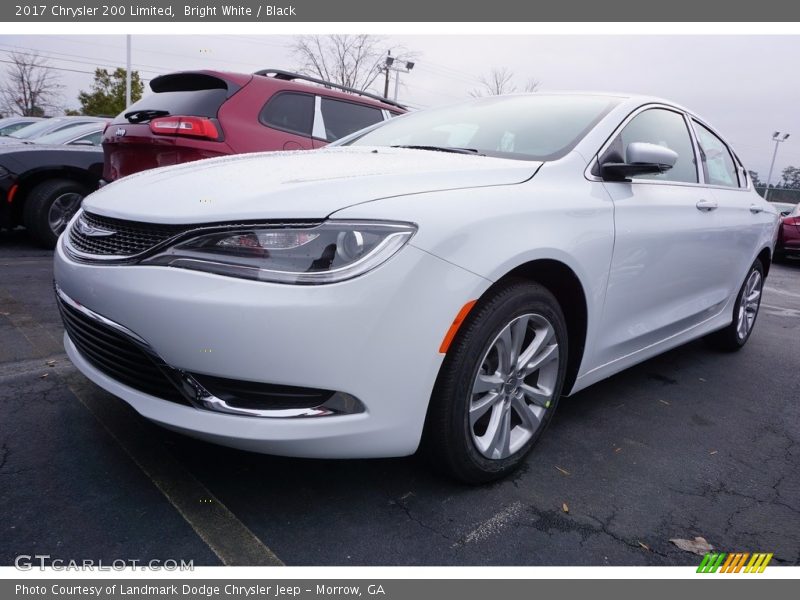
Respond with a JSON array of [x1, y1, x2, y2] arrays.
[[259, 92, 315, 137], [320, 98, 383, 141], [113, 73, 231, 124]]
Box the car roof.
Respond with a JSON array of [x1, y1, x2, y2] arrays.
[[179, 69, 405, 112]]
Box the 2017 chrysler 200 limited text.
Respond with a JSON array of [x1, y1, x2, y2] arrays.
[[54, 94, 779, 482]]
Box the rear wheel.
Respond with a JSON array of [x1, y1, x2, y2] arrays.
[[23, 179, 88, 248], [424, 280, 568, 483], [705, 260, 764, 352]]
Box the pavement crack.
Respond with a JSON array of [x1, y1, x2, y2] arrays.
[[0, 441, 9, 471], [390, 497, 457, 544]]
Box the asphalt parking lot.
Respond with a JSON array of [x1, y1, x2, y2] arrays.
[[1, 229, 798, 567]]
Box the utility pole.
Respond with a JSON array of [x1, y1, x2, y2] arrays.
[[765, 131, 790, 200], [125, 34, 132, 108]]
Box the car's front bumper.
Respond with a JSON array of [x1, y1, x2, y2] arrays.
[[54, 239, 490, 458]]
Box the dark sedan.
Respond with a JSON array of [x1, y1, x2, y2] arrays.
[[0, 143, 102, 247]]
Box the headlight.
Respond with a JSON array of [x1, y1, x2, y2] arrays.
[[0, 165, 10, 178], [142, 221, 417, 284]]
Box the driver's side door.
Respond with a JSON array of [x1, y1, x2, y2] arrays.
[[594, 107, 734, 368]]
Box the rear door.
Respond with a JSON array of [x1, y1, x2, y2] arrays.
[[256, 91, 316, 151], [690, 119, 767, 282], [102, 73, 236, 181]]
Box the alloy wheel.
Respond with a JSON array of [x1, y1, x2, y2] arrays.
[[48, 192, 83, 236], [469, 313, 560, 460], [736, 268, 762, 341]]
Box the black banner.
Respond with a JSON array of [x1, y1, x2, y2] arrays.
[[2, 0, 800, 22], [4, 579, 798, 600]]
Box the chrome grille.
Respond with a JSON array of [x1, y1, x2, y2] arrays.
[[67, 211, 190, 257]]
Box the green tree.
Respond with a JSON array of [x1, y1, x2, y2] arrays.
[[781, 166, 800, 189], [76, 68, 143, 116]]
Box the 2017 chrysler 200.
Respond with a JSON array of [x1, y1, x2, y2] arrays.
[[54, 93, 779, 482]]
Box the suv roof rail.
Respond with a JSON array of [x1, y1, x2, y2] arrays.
[[254, 69, 406, 110]]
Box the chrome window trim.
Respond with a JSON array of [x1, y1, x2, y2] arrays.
[[56, 284, 364, 419]]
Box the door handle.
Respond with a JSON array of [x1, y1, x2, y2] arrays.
[[749, 204, 765, 214], [696, 199, 718, 211]]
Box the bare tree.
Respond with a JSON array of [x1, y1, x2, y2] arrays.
[[470, 67, 540, 97], [292, 34, 389, 91], [0, 51, 63, 116]]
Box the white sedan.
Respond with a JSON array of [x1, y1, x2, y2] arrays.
[[54, 93, 778, 482]]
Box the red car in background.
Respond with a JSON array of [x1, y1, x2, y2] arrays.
[[776, 202, 800, 261], [102, 69, 406, 182]]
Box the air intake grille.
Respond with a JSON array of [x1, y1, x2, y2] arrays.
[[57, 296, 189, 405], [67, 211, 189, 257]]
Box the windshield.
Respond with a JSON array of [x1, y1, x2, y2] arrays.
[[343, 94, 620, 161], [9, 119, 65, 139], [34, 124, 102, 145]]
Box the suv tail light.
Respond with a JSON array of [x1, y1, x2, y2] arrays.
[[783, 216, 800, 226], [149, 116, 220, 140]]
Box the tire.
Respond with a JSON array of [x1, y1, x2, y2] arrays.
[[705, 259, 765, 352], [424, 279, 568, 484], [22, 179, 88, 249]]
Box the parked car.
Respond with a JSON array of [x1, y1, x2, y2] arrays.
[[775, 202, 800, 261], [55, 93, 778, 482], [102, 69, 406, 182], [0, 144, 102, 247], [0, 116, 108, 145], [0, 116, 44, 136]]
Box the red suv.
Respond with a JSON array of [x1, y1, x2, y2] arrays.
[[102, 69, 406, 182]]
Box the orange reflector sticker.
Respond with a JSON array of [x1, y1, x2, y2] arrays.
[[7, 184, 18, 204], [439, 300, 477, 354]]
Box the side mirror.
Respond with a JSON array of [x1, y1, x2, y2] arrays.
[[601, 142, 679, 181]]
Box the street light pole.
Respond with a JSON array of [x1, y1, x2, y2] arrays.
[[764, 131, 790, 201], [384, 58, 414, 102], [125, 35, 132, 109], [383, 51, 391, 98]]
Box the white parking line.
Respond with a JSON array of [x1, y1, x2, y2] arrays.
[[761, 303, 800, 318], [764, 286, 800, 300]]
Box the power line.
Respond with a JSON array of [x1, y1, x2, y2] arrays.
[[0, 44, 163, 76]]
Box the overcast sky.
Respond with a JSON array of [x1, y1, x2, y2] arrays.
[[2, 34, 798, 180]]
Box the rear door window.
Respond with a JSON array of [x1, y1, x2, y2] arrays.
[[259, 92, 314, 137], [692, 120, 740, 188], [319, 98, 383, 141]]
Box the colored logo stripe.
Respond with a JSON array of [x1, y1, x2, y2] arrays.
[[697, 552, 772, 573]]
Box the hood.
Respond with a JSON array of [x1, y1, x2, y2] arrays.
[[83, 146, 540, 224]]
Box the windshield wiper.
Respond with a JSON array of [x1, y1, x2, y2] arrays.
[[124, 109, 169, 123], [391, 145, 484, 156]]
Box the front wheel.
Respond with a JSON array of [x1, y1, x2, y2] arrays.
[[424, 280, 568, 483], [23, 179, 88, 249], [705, 260, 764, 352]]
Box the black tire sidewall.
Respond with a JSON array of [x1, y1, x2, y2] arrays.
[[23, 179, 88, 248], [428, 281, 569, 482]]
